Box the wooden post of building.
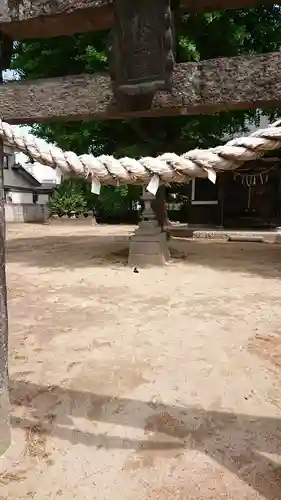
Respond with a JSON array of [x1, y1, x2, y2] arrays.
[[276, 171, 281, 231], [0, 52, 10, 455], [217, 174, 227, 228], [186, 179, 193, 225]]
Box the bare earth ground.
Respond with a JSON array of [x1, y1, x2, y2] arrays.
[[1, 221, 281, 500]]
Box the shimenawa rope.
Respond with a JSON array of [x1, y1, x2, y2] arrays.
[[2, 118, 281, 195]]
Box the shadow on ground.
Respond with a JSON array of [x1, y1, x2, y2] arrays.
[[10, 378, 281, 500], [6, 232, 281, 280], [7, 234, 130, 268]]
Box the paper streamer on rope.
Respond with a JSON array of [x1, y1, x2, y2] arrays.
[[55, 167, 62, 185], [91, 176, 101, 195], [146, 175, 160, 195], [205, 168, 216, 184]]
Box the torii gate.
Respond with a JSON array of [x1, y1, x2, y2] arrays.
[[1, 0, 281, 454]]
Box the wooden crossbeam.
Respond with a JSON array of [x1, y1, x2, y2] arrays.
[[0, 0, 114, 39], [1, 51, 279, 124], [0, 0, 278, 40]]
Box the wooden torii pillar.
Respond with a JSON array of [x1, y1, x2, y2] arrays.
[[0, 28, 10, 455], [0, 0, 280, 453]]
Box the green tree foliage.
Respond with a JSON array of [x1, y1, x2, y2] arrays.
[[49, 180, 87, 216], [11, 6, 281, 217], [49, 178, 141, 220]]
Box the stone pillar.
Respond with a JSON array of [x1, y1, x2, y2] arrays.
[[128, 188, 170, 267]]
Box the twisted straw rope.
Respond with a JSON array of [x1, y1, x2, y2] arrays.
[[2, 118, 281, 187]]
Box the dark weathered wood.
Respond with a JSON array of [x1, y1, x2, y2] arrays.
[[0, 0, 279, 40], [1, 51, 281, 124], [108, 0, 175, 110], [0, 36, 11, 458], [0, 0, 114, 39], [0, 54, 9, 453], [0, 135, 9, 456]]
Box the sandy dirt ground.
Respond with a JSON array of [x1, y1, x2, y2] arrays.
[[1, 221, 281, 500]]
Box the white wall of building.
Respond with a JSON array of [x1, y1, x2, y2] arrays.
[[6, 191, 50, 205], [2, 146, 52, 221], [38, 193, 49, 205], [6, 191, 33, 204], [5, 203, 49, 223], [4, 148, 52, 207]]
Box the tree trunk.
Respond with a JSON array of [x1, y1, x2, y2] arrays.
[[151, 185, 172, 230], [0, 137, 10, 455]]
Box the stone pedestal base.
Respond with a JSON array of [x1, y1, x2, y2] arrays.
[[128, 221, 170, 267]]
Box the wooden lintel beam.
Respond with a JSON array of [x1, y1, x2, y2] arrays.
[[0, 0, 114, 39], [0, 0, 279, 40], [0, 52, 280, 124]]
